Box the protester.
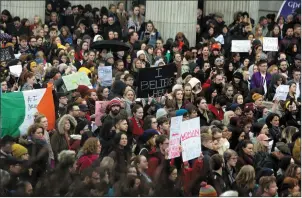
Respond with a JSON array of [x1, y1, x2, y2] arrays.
[[0, 1, 300, 197]]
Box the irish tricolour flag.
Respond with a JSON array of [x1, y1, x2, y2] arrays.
[[1, 85, 55, 137]]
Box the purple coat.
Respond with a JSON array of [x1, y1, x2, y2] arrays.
[[250, 72, 272, 90]]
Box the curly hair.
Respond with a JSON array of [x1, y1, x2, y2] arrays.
[[82, 137, 100, 155]]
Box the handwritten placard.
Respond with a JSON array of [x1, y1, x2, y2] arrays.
[[95, 101, 109, 126], [18, 89, 46, 135], [98, 66, 112, 87], [231, 40, 251, 52], [9, 65, 22, 77], [168, 116, 183, 159], [0, 47, 15, 62], [137, 64, 176, 98], [62, 72, 92, 91], [263, 37, 278, 51], [273, 85, 289, 101], [181, 117, 201, 162]]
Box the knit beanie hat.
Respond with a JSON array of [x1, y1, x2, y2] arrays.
[[199, 182, 217, 197], [252, 93, 263, 101], [108, 99, 121, 109], [12, 143, 28, 160], [77, 85, 90, 98], [156, 108, 168, 119], [137, 50, 145, 58], [105, 53, 114, 60], [176, 109, 188, 117]]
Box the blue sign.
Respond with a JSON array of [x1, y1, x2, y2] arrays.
[[277, 0, 301, 19]]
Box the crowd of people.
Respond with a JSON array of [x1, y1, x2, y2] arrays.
[[0, 0, 301, 197]]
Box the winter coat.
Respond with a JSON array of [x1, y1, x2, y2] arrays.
[[51, 115, 77, 162], [208, 104, 224, 121], [147, 150, 165, 179], [208, 172, 227, 196], [182, 159, 203, 196], [222, 166, 236, 191], [261, 153, 280, 176], [250, 72, 272, 90], [108, 147, 131, 181], [197, 109, 215, 126], [254, 151, 269, 171], [76, 154, 99, 172]]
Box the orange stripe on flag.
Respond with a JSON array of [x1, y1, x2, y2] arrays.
[[37, 83, 55, 130]]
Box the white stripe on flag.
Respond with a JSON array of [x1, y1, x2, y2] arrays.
[[19, 89, 46, 136]]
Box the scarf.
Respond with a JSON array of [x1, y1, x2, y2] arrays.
[[19, 45, 29, 54]]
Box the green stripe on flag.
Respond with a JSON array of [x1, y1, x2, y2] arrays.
[[1, 91, 26, 137]]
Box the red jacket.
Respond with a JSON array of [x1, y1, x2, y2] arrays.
[[208, 104, 224, 121], [130, 117, 144, 136], [182, 159, 204, 196], [77, 154, 99, 172]]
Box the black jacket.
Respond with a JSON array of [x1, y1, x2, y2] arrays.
[[208, 171, 227, 196]]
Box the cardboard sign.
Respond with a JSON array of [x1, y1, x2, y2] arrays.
[[137, 64, 176, 98], [168, 116, 182, 159], [98, 66, 112, 87], [263, 37, 278, 51], [95, 101, 109, 126], [9, 65, 22, 77], [62, 72, 92, 91], [273, 85, 289, 101], [231, 40, 251, 52], [181, 117, 201, 162], [0, 47, 15, 62]]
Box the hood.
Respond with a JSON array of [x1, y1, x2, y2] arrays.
[[58, 114, 77, 135]]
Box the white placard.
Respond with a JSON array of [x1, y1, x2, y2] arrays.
[[231, 40, 251, 52], [9, 65, 22, 77], [263, 37, 278, 51], [98, 66, 113, 87], [180, 117, 201, 162], [273, 85, 289, 101], [168, 116, 182, 159]]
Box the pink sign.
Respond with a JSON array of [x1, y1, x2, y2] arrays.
[[168, 116, 182, 159], [95, 101, 109, 126]]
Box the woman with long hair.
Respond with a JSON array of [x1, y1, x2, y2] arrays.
[[128, 6, 143, 32], [222, 149, 238, 191], [20, 71, 35, 91], [232, 165, 257, 196], [76, 137, 102, 172], [108, 132, 132, 182], [235, 140, 254, 172], [129, 104, 144, 139], [253, 134, 270, 170]]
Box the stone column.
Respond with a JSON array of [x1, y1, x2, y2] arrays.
[[145, 1, 198, 47], [204, 0, 259, 25], [1, 0, 46, 22]]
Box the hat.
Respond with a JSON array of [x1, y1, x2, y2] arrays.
[[57, 92, 68, 98], [229, 103, 240, 112], [233, 72, 243, 80], [211, 43, 220, 51], [77, 85, 90, 98], [215, 12, 224, 18], [257, 134, 272, 142], [176, 109, 188, 117], [156, 108, 168, 119], [140, 129, 159, 143], [199, 182, 217, 197], [78, 67, 91, 76], [275, 142, 291, 155], [105, 53, 114, 61], [188, 77, 202, 94], [136, 50, 145, 58], [79, 104, 89, 112], [252, 93, 263, 101], [294, 54, 301, 60], [12, 144, 28, 159], [108, 99, 121, 109], [172, 84, 183, 92]]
